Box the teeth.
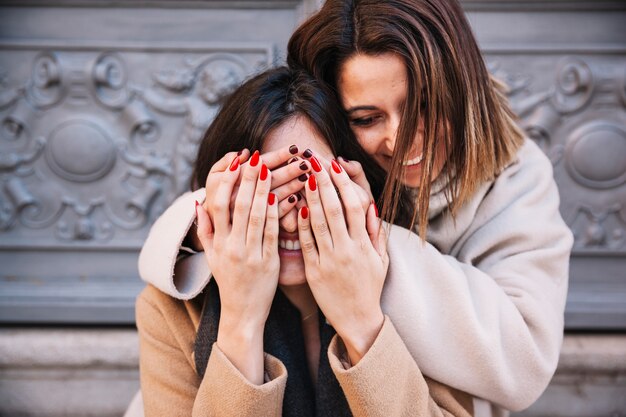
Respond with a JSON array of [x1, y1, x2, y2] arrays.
[[402, 154, 424, 166], [279, 239, 301, 251]]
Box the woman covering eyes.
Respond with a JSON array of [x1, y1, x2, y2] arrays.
[[135, 0, 573, 415], [136, 67, 472, 416]]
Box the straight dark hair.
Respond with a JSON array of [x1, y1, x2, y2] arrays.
[[288, 0, 524, 236]]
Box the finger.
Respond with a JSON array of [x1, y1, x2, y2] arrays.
[[272, 174, 308, 202], [366, 201, 383, 256], [338, 157, 373, 199], [309, 156, 349, 246], [209, 149, 250, 175], [247, 164, 272, 251], [297, 206, 319, 267], [277, 193, 300, 219], [263, 192, 279, 260], [211, 155, 241, 238], [270, 157, 311, 190], [304, 172, 334, 253], [329, 159, 367, 239], [231, 150, 263, 240], [195, 200, 214, 251], [260, 144, 300, 170]]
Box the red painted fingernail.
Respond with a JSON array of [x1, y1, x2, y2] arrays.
[[303, 149, 313, 158], [331, 159, 342, 174], [229, 155, 239, 171], [260, 164, 268, 181], [250, 150, 260, 167], [372, 200, 379, 217], [289, 144, 298, 155], [308, 174, 317, 191], [268, 193, 276, 205], [300, 206, 309, 219], [288, 194, 296, 204], [311, 156, 322, 173], [195, 200, 199, 215]]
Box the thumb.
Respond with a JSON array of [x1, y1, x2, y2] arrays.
[[195, 200, 213, 248]]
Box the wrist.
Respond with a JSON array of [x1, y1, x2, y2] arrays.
[[337, 310, 384, 365]]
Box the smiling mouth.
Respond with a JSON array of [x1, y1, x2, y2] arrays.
[[279, 239, 301, 251], [402, 153, 424, 167]]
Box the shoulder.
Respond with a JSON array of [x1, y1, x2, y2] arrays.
[[136, 284, 205, 338]]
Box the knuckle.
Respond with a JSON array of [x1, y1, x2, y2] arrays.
[[233, 202, 249, 216], [313, 221, 329, 236], [248, 214, 264, 228], [327, 205, 344, 220], [301, 239, 317, 253]]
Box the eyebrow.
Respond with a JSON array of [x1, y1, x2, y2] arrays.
[[345, 105, 378, 114]]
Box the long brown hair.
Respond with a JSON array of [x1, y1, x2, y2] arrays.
[[288, 0, 524, 236], [191, 67, 383, 195]]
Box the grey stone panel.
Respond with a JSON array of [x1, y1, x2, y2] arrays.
[[0, 1, 625, 328]]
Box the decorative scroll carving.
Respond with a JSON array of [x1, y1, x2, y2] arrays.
[[0, 45, 270, 244], [491, 56, 626, 253]]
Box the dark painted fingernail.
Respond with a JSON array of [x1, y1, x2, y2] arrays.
[[250, 150, 260, 167], [340, 156, 349, 163], [288, 194, 296, 204], [289, 144, 298, 155], [308, 174, 317, 191], [331, 159, 342, 174], [299, 161, 308, 171], [260, 164, 268, 181], [296, 193, 302, 201], [310, 156, 322, 173], [300, 206, 309, 220], [288, 156, 299, 164], [237, 150, 243, 156], [303, 149, 313, 158], [298, 173, 308, 182]]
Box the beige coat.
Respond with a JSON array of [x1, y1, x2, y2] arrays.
[[138, 139, 573, 414], [136, 284, 473, 416]]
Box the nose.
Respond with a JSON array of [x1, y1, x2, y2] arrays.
[[279, 207, 298, 233], [382, 115, 401, 154]]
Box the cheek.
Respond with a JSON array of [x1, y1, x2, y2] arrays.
[[351, 128, 380, 156]]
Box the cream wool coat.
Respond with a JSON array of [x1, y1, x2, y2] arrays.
[[138, 139, 573, 415]]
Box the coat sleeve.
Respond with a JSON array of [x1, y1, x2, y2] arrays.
[[136, 287, 287, 417], [138, 188, 211, 300], [381, 141, 573, 411], [328, 317, 473, 417]]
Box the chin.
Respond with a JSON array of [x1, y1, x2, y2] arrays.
[[277, 259, 307, 287]]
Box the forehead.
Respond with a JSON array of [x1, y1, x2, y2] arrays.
[[261, 115, 333, 160]]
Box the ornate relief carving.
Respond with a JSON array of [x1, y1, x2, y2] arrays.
[[491, 55, 626, 253], [0, 45, 270, 245]]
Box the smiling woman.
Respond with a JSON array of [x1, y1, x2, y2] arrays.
[[136, 67, 472, 416]]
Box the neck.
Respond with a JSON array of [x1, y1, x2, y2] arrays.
[[279, 283, 317, 320]]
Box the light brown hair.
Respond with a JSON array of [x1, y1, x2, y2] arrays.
[[288, 0, 524, 236]]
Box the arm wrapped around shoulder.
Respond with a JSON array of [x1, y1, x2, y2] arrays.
[[381, 139, 573, 411]]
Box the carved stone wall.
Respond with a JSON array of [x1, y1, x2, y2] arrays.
[[0, 1, 304, 323], [0, 1, 625, 329]]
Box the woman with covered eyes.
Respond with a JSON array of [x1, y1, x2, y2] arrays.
[[136, 67, 473, 416], [137, 0, 573, 415]]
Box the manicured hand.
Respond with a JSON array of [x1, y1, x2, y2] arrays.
[[195, 154, 279, 384], [297, 156, 389, 365]]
